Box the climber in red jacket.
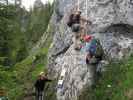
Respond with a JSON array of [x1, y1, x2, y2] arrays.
[[34, 72, 52, 100]]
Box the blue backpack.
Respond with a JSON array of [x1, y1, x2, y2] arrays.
[[89, 39, 97, 55]]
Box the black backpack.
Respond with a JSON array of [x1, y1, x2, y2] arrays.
[[67, 14, 74, 27], [95, 39, 104, 58]]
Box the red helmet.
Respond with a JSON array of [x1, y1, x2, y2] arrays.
[[84, 35, 92, 42]]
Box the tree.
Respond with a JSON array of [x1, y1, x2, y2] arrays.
[[25, 1, 53, 48], [0, 4, 28, 66]]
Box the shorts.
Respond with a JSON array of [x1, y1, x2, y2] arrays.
[[72, 24, 80, 32]]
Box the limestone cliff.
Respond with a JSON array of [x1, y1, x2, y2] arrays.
[[47, 0, 133, 100]]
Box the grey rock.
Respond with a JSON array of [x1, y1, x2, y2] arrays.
[[48, 0, 133, 100]]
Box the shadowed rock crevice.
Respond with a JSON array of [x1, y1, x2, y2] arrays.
[[104, 24, 133, 37]]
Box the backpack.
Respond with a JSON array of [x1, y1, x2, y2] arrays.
[[94, 39, 103, 58], [67, 14, 74, 27], [89, 39, 103, 57], [89, 39, 97, 55]]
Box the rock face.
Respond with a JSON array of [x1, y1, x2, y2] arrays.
[[55, 44, 95, 100], [48, 0, 133, 100]]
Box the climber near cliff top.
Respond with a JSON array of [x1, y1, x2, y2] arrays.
[[67, 10, 92, 50], [34, 72, 52, 100]]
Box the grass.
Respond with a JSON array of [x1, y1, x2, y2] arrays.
[[79, 54, 133, 100]]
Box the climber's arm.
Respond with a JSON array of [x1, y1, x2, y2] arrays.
[[80, 17, 92, 25], [44, 77, 52, 82]]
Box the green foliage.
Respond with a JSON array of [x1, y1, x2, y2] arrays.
[[0, 4, 28, 66], [79, 55, 133, 100], [26, 2, 53, 48], [0, 35, 53, 99], [0, 1, 54, 100], [0, 2, 54, 66], [45, 80, 58, 100]]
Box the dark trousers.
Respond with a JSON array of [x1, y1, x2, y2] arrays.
[[35, 90, 44, 100]]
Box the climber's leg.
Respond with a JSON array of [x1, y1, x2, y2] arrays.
[[38, 91, 43, 100], [86, 52, 93, 64], [39, 92, 41, 100], [80, 25, 85, 35], [74, 33, 82, 50], [35, 89, 40, 100], [74, 34, 79, 50], [72, 23, 82, 50], [40, 91, 44, 100], [86, 53, 91, 64]]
